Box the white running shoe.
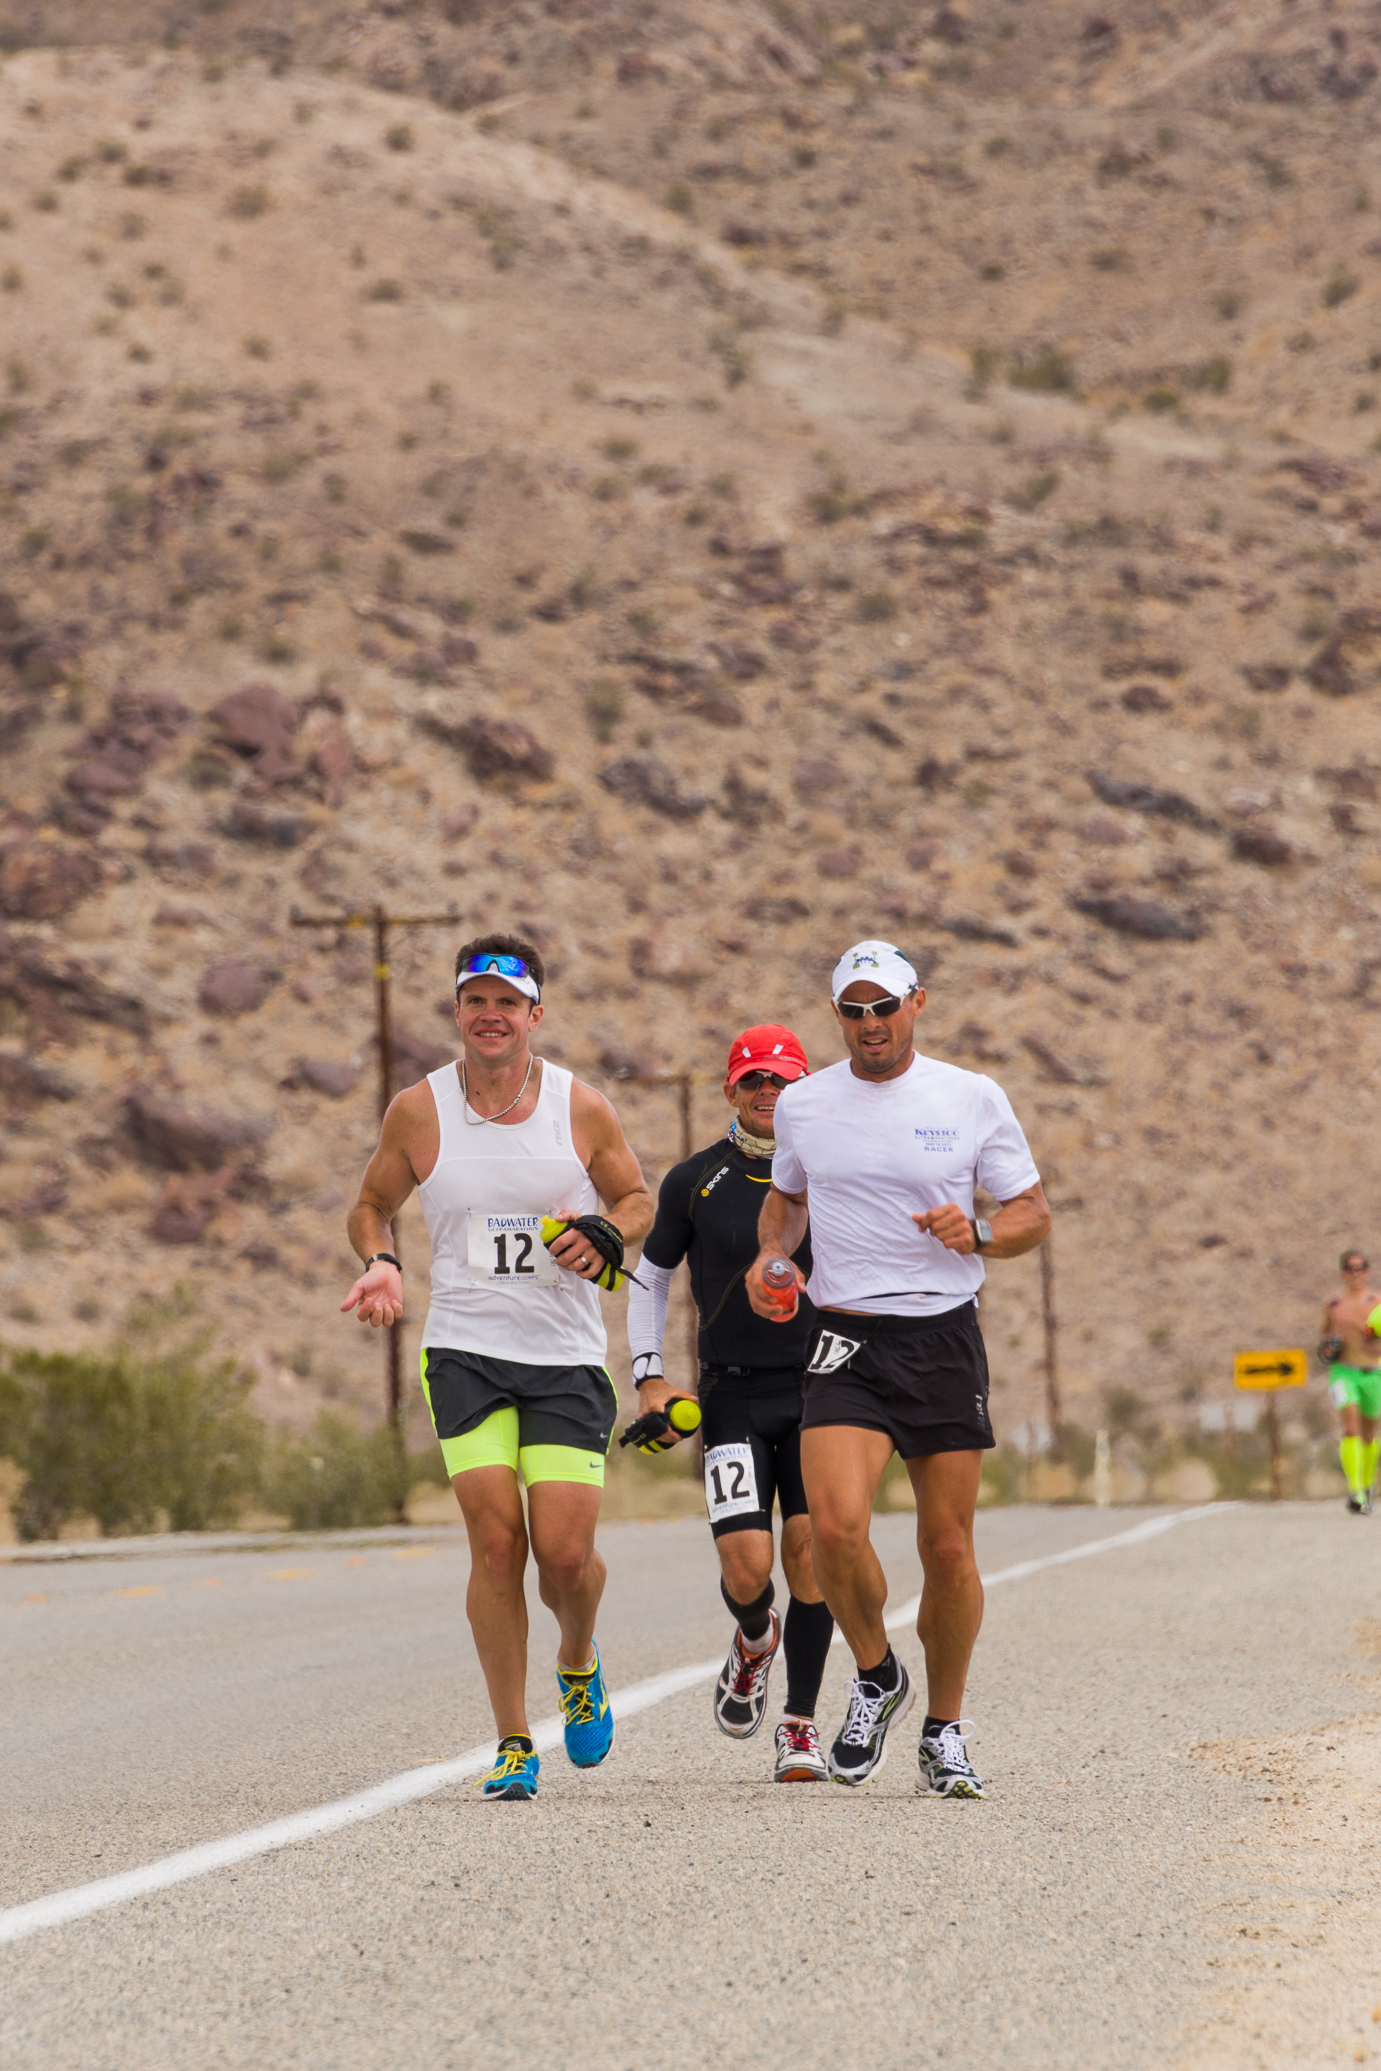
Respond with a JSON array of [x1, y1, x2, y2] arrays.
[[773, 1717, 828, 1783], [826, 1660, 914, 1785], [714, 1611, 781, 1738], [917, 1719, 985, 1799]]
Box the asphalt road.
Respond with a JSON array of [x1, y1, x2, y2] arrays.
[[2, 1502, 1379, 2070]]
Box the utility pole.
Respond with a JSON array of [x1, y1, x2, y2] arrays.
[[291, 902, 457, 1467], [1040, 1237, 1063, 1461]]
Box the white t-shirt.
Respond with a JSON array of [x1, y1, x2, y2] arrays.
[[770, 1051, 1040, 1318]]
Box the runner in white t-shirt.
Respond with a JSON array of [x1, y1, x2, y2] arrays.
[[746, 939, 1051, 1797]]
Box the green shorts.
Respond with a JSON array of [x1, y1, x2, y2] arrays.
[[420, 1347, 616, 1486], [1329, 1364, 1381, 1419]]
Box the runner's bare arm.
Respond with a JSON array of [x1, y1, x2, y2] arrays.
[[913, 1181, 1052, 1259], [342, 1085, 429, 1328], [746, 1183, 810, 1319], [551, 1081, 654, 1280]]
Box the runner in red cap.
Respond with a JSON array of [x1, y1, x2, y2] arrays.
[[626, 1024, 836, 1780]]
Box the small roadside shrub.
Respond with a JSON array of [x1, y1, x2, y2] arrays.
[[385, 123, 414, 152], [0, 1331, 262, 1541], [262, 1412, 406, 1531], [229, 184, 271, 220], [855, 588, 897, 622]]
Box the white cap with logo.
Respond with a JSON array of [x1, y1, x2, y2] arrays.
[[830, 938, 921, 1003]]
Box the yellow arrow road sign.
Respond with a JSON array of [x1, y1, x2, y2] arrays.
[[1233, 1348, 1308, 1391]]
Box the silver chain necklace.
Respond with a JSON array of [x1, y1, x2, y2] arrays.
[[461, 1053, 535, 1127]]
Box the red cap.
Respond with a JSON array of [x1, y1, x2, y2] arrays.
[[725, 1024, 809, 1087]]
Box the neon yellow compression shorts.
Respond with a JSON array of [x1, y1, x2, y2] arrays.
[[420, 1348, 614, 1486]]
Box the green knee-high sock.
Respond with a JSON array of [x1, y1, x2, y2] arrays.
[[1365, 1441, 1379, 1491], [1342, 1435, 1365, 1492]]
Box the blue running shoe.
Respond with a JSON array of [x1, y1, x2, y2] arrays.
[[480, 1738, 539, 1801], [557, 1646, 614, 1769]]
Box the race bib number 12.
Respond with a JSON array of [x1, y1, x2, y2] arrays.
[[704, 1442, 760, 1523], [467, 1212, 561, 1287]]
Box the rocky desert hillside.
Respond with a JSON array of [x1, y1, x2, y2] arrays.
[[1, 0, 1380, 1475]]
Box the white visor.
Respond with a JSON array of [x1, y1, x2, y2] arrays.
[[831, 939, 920, 1003], [456, 957, 541, 1004]]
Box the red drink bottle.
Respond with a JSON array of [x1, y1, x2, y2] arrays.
[[761, 1257, 799, 1319]]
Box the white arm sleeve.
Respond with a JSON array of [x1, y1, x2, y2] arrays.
[[626, 1259, 675, 1383]]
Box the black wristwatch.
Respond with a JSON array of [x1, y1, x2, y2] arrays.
[[365, 1252, 402, 1272], [970, 1219, 993, 1253]]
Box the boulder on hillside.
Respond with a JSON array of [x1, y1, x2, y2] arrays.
[[599, 756, 706, 818], [209, 681, 299, 782], [223, 800, 307, 847], [0, 1054, 77, 1107], [0, 929, 149, 1037], [281, 1057, 360, 1098], [1088, 770, 1214, 829], [1304, 609, 1381, 697], [792, 758, 846, 799], [60, 689, 187, 830], [0, 840, 103, 920], [199, 960, 276, 1017], [455, 715, 554, 784], [1071, 895, 1206, 941], [125, 1088, 268, 1172], [1231, 826, 1295, 867]]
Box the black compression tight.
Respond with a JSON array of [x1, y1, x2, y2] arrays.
[[783, 1595, 835, 1719], [721, 1575, 775, 1642]]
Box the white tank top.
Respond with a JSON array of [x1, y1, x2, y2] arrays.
[[417, 1059, 607, 1367]]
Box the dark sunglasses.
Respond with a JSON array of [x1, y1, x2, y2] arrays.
[[837, 993, 908, 1021], [1345, 1262, 1370, 1272], [736, 1070, 791, 1091]]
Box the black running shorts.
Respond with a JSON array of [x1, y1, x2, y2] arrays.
[[698, 1368, 809, 1540], [799, 1302, 993, 1458], [421, 1347, 617, 1481]]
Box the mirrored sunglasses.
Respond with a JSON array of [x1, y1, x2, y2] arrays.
[[735, 1070, 791, 1091], [456, 954, 537, 994]]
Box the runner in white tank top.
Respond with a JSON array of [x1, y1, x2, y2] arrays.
[[747, 940, 1052, 1802], [342, 933, 653, 1801]]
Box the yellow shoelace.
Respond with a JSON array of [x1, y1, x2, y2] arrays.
[[559, 1676, 595, 1727]]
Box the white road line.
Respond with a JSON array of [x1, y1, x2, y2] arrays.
[[0, 1504, 1234, 1949]]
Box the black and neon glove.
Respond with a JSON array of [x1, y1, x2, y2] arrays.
[[540, 1215, 644, 1292], [619, 1396, 703, 1453]]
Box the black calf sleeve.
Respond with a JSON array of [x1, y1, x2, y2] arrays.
[[783, 1596, 835, 1719], [720, 1574, 775, 1641]]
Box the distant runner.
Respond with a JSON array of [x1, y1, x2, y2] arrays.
[[747, 940, 1051, 1799], [342, 933, 653, 1801], [1322, 1249, 1381, 1515], [626, 1025, 836, 1783]]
